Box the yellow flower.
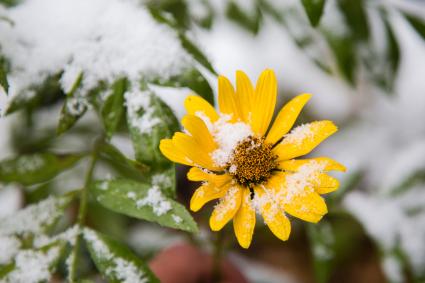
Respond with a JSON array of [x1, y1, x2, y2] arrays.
[[160, 69, 345, 248]]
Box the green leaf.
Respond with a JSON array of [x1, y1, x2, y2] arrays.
[[403, 13, 425, 41], [0, 194, 75, 236], [126, 89, 179, 167], [179, 33, 217, 75], [152, 68, 214, 105], [97, 141, 150, 182], [226, 1, 261, 34], [5, 73, 63, 115], [101, 78, 128, 139], [307, 222, 335, 283], [57, 72, 86, 135], [337, 0, 369, 41], [0, 56, 8, 94], [84, 228, 159, 283], [382, 17, 400, 92], [91, 178, 198, 233], [0, 241, 65, 281], [326, 35, 357, 85], [301, 0, 326, 27], [0, 152, 83, 185]]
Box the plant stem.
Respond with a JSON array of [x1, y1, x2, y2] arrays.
[[211, 230, 225, 282], [69, 146, 98, 282]]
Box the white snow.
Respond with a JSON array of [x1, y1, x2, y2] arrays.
[[0, 196, 68, 236], [280, 161, 326, 203], [125, 89, 161, 134], [213, 186, 239, 221], [281, 124, 314, 146], [0, 0, 192, 107], [83, 229, 148, 283], [195, 113, 253, 167], [344, 186, 425, 274], [0, 235, 21, 264], [136, 186, 172, 216], [4, 245, 62, 283]]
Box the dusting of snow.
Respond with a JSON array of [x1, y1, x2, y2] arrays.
[[213, 186, 239, 221], [33, 225, 80, 248], [0, 235, 21, 264], [281, 124, 313, 146], [152, 173, 172, 188], [0, 196, 67, 236], [125, 89, 161, 134], [127, 191, 137, 200], [193, 113, 253, 167], [229, 164, 237, 174], [0, 154, 45, 175], [252, 186, 281, 223], [83, 229, 148, 283], [136, 186, 172, 216], [172, 214, 182, 224], [279, 161, 326, 203], [0, 0, 192, 101], [4, 245, 62, 283], [99, 181, 110, 191]]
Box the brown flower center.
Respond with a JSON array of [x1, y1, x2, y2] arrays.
[[227, 136, 278, 187]]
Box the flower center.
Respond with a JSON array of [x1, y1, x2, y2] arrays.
[[227, 136, 278, 187]]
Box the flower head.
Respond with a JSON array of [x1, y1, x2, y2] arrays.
[[160, 69, 345, 248]]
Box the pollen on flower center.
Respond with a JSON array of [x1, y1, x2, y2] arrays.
[[227, 136, 278, 186]]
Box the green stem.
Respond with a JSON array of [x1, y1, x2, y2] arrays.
[[211, 230, 225, 282], [69, 147, 98, 282]]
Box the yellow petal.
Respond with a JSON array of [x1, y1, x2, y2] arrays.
[[235, 70, 254, 123], [266, 93, 312, 145], [273, 121, 338, 161], [159, 139, 193, 166], [184, 95, 219, 123], [233, 188, 256, 249], [218, 75, 240, 121], [254, 185, 291, 241], [181, 114, 216, 152], [190, 183, 229, 212], [312, 173, 340, 194], [187, 167, 232, 187], [282, 191, 328, 223], [267, 172, 328, 223], [279, 157, 346, 172], [172, 132, 220, 170], [210, 186, 242, 231], [251, 69, 277, 135]]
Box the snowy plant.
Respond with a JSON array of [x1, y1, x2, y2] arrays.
[[1, 0, 425, 282]]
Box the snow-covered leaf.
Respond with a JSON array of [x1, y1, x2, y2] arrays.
[[91, 179, 198, 233], [126, 88, 179, 167], [5, 73, 63, 115], [0, 194, 74, 236], [0, 241, 65, 283], [301, 0, 326, 27], [102, 78, 128, 139], [57, 72, 87, 135], [84, 228, 159, 283], [0, 153, 82, 185]]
